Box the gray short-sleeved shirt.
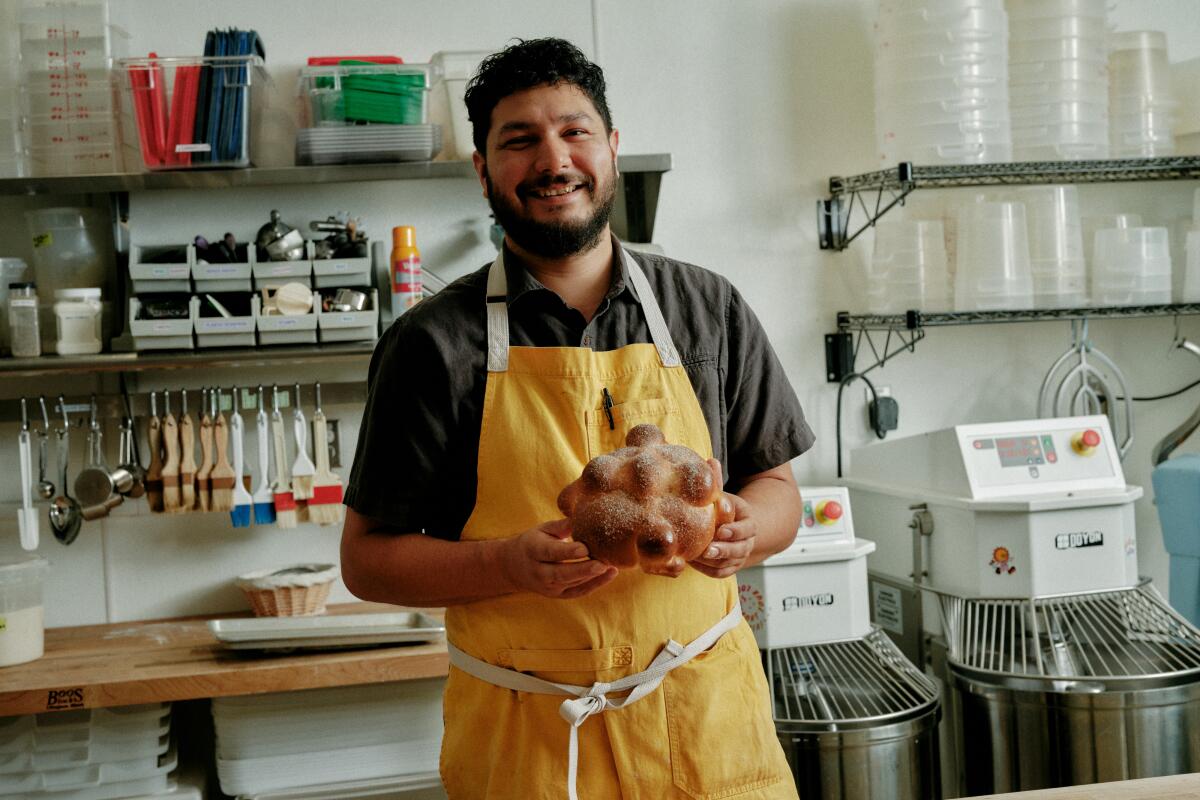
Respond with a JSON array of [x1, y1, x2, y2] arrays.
[[345, 242, 815, 540]]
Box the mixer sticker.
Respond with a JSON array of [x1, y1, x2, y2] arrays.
[[739, 584, 766, 631], [783, 594, 835, 609], [1055, 531, 1103, 550], [872, 584, 903, 635], [990, 547, 1017, 575]]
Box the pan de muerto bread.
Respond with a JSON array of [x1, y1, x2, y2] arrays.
[[556, 424, 734, 577]]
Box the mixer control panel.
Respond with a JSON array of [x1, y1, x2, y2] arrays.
[[959, 416, 1122, 495], [792, 487, 855, 550]]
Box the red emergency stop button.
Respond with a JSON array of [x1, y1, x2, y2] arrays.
[[1071, 428, 1101, 456], [816, 500, 843, 525]]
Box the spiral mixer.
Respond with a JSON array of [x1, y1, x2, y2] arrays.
[[844, 415, 1200, 796], [738, 487, 941, 800]]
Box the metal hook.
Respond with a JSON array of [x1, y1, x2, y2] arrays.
[[89, 394, 98, 428], [150, 390, 158, 419], [164, 389, 171, 417], [20, 397, 29, 431], [232, 387, 240, 414], [57, 394, 69, 430], [38, 396, 50, 431], [181, 388, 188, 416], [314, 382, 322, 413], [257, 385, 265, 411], [294, 383, 302, 410]]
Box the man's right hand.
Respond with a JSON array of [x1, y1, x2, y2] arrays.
[[500, 519, 618, 599]]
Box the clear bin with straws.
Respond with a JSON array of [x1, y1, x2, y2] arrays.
[[117, 55, 268, 170]]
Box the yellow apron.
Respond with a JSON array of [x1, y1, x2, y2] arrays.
[[441, 245, 796, 800]]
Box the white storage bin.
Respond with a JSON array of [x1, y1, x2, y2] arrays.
[[311, 242, 372, 289], [192, 294, 257, 348], [257, 290, 318, 345], [129, 297, 194, 351], [193, 246, 253, 293], [0, 744, 175, 796], [0, 705, 169, 754], [129, 245, 192, 294], [252, 255, 312, 290], [239, 772, 445, 800], [316, 289, 378, 342], [0, 730, 168, 774], [218, 742, 440, 796]]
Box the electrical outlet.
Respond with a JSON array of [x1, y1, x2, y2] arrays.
[[325, 419, 342, 468]]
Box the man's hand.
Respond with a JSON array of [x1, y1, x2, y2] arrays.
[[691, 459, 757, 579], [500, 519, 619, 599]]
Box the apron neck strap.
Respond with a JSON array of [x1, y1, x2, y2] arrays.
[[485, 244, 681, 372]]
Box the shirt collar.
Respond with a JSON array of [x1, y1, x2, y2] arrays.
[[501, 234, 642, 308]]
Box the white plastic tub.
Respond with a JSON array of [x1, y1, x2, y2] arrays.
[[0, 557, 48, 668]]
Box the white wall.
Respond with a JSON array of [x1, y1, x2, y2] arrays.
[[1, 0, 1199, 628]]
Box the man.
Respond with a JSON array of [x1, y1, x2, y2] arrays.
[[342, 38, 814, 799]]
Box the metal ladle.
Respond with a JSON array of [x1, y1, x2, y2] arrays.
[[35, 396, 54, 500], [48, 396, 82, 545]]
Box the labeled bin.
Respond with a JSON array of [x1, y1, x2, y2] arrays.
[[117, 55, 268, 170]]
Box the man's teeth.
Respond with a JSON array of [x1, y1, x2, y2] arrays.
[[535, 184, 581, 197]]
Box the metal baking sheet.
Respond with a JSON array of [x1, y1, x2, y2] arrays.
[[208, 612, 444, 651]]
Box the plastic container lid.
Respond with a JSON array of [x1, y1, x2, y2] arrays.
[[1110, 30, 1168, 51], [0, 556, 48, 585], [8, 281, 36, 291], [54, 287, 102, 300]]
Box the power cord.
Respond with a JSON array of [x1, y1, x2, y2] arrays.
[[836, 371, 889, 478]]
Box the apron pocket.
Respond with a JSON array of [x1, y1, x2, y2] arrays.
[[663, 625, 791, 799], [584, 397, 681, 460]]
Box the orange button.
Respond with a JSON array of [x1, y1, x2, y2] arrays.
[[816, 500, 843, 525]]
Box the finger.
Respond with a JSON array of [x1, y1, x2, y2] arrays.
[[558, 567, 619, 598], [690, 561, 740, 579], [540, 559, 611, 587], [540, 518, 573, 539], [532, 534, 590, 563], [701, 538, 754, 564], [714, 518, 755, 543]]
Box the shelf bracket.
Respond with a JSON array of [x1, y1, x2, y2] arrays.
[[819, 163, 914, 250], [826, 310, 925, 382]]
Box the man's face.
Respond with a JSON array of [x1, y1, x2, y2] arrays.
[[473, 82, 619, 259]]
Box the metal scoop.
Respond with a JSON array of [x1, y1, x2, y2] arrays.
[[48, 397, 82, 545]]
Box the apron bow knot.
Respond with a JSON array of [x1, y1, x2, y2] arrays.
[[559, 685, 611, 727]]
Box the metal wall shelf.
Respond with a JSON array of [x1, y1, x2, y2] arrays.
[[826, 304, 1200, 381], [818, 155, 1200, 250], [0, 342, 375, 379]]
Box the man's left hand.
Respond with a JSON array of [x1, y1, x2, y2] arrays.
[[690, 459, 755, 579]]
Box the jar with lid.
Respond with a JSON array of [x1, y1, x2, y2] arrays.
[[53, 288, 103, 355], [7, 282, 41, 358]]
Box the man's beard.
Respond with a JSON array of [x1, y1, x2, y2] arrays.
[[485, 164, 617, 259]]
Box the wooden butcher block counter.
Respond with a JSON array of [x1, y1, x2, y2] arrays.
[[0, 602, 448, 717], [972, 774, 1200, 799]]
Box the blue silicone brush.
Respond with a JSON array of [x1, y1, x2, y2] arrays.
[[229, 387, 254, 528], [251, 385, 276, 524]]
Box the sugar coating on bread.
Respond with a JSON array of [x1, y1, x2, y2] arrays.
[[556, 424, 733, 577]]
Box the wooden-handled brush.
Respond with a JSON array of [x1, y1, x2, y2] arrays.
[[210, 390, 234, 512], [290, 382, 316, 502], [145, 391, 164, 513], [229, 388, 253, 528], [179, 389, 196, 511], [161, 391, 181, 513], [271, 385, 297, 528], [196, 388, 214, 511], [306, 383, 344, 526]]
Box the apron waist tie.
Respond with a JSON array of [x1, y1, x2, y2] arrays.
[[447, 605, 743, 800]]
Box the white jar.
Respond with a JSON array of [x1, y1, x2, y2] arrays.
[[0, 557, 49, 668], [53, 287, 103, 355]]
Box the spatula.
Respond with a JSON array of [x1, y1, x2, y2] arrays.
[[290, 382, 316, 501], [271, 385, 297, 529], [252, 385, 275, 525], [229, 388, 253, 527]]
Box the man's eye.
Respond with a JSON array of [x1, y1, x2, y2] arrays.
[[565, 129, 589, 137], [502, 136, 533, 148]]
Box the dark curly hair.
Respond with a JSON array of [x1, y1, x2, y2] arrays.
[[464, 38, 612, 156]]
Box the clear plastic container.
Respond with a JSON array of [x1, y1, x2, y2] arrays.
[[0, 557, 49, 668], [1083, 213, 1141, 269], [867, 219, 951, 313], [1010, 37, 1107, 65], [876, 6, 1008, 37], [299, 62, 436, 128], [1091, 226, 1172, 305], [955, 201, 1034, 310], [117, 55, 268, 170], [7, 282, 41, 357], [433, 50, 493, 160], [1184, 230, 1200, 303], [1010, 58, 1107, 83], [875, 49, 1008, 80], [0, 258, 30, 355], [876, 0, 1004, 15], [1009, 78, 1107, 102], [24, 207, 109, 296], [877, 71, 1004, 97], [1109, 31, 1172, 96], [875, 28, 1006, 56], [1005, 0, 1108, 17], [1010, 99, 1106, 125], [1009, 16, 1107, 42]]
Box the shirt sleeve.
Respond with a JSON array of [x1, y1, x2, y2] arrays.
[[722, 285, 816, 479], [344, 310, 466, 534]]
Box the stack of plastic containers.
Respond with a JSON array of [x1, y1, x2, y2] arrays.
[[1006, 0, 1109, 161], [18, 0, 123, 176], [0, 4, 26, 178], [1017, 185, 1087, 307], [867, 219, 952, 312], [0, 703, 180, 799], [875, 0, 1012, 166], [1091, 226, 1172, 305], [954, 199, 1034, 309], [1109, 31, 1176, 157], [212, 680, 444, 797], [1181, 188, 1200, 303]]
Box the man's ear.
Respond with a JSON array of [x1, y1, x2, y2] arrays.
[[473, 151, 488, 197], [609, 128, 620, 177]]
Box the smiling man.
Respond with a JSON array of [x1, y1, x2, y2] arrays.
[[341, 38, 813, 799]]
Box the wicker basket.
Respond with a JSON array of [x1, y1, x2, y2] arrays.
[[236, 564, 339, 617]]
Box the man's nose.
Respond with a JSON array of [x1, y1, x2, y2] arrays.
[[534, 136, 572, 174]]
